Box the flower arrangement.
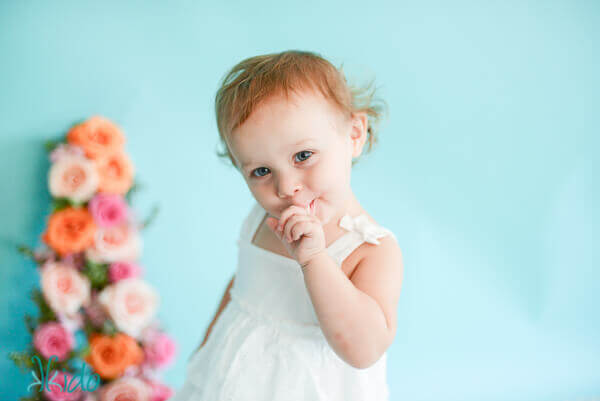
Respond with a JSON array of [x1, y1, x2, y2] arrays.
[[8, 116, 175, 401]]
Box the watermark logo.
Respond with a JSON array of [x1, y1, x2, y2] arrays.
[[27, 355, 100, 394]]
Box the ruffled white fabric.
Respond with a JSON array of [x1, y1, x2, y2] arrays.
[[173, 202, 396, 401], [339, 214, 394, 245]]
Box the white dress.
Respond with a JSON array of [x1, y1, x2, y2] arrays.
[[173, 201, 397, 401]]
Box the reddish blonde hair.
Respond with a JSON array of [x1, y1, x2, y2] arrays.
[[214, 50, 388, 167]]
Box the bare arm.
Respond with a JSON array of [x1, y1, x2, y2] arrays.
[[194, 274, 235, 353], [301, 237, 403, 369]]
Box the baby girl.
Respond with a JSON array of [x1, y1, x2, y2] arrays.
[[174, 49, 404, 401]]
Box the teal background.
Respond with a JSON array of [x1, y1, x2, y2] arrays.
[[1, 0, 597, 400]]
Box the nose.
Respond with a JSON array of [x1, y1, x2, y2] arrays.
[[276, 173, 303, 198]]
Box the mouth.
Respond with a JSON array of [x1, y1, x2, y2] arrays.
[[309, 198, 316, 214]]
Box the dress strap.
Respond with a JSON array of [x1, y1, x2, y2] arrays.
[[327, 214, 397, 266], [240, 202, 266, 243]]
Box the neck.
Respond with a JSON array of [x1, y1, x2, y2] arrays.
[[322, 190, 362, 234]]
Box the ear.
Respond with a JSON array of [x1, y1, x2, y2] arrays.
[[349, 111, 368, 158]]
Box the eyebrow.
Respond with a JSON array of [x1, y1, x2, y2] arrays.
[[241, 138, 317, 169]]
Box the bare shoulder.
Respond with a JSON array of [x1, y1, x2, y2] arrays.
[[349, 218, 403, 337], [350, 233, 403, 286], [349, 211, 402, 278]]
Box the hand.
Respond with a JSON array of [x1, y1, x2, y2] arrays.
[[265, 204, 326, 267]]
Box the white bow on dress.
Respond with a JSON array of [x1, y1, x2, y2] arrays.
[[339, 214, 389, 245]]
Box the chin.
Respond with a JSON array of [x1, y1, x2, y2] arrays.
[[314, 200, 330, 224], [319, 212, 332, 225]]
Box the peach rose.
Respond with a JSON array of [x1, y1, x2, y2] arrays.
[[95, 151, 135, 195], [85, 333, 144, 380], [66, 116, 125, 160], [42, 208, 96, 257], [98, 278, 159, 340], [85, 222, 142, 264], [41, 262, 91, 317], [48, 154, 99, 203], [98, 376, 150, 401]]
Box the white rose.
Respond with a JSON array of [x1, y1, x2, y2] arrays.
[[48, 154, 99, 202], [98, 278, 159, 340], [85, 222, 142, 263], [40, 262, 91, 317]]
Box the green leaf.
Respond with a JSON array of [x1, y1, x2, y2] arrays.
[[82, 317, 98, 335], [102, 319, 118, 336], [125, 179, 144, 203], [7, 350, 36, 373], [83, 259, 109, 290], [19, 396, 42, 401], [19, 393, 43, 401], [16, 245, 36, 261], [74, 345, 90, 360], [44, 139, 64, 153], [140, 203, 160, 231], [29, 288, 56, 323], [51, 197, 86, 212], [51, 197, 71, 212], [24, 314, 36, 335]]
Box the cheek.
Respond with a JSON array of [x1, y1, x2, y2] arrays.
[[308, 160, 345, 192], [249, 183, 269, 201], [248, 181, 281, 212], [305, 164, 329, 190]]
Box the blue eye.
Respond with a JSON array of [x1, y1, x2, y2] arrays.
[[295, 150, 313, 162], [250, 151, 313, 178], [252, 167, 270, 177]]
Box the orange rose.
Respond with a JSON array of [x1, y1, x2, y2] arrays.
[[67, 116, 125, 160], [42, 207, 96, 256], [95, 152, 135, 195], [85, 333, 144, 379]]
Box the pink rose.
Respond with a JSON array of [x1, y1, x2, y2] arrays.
[[147, 380, 174, 401], [33, 322, 75, 361], [143, 331, 176, 369], [88, 193, 130, 228], [43, 370, 83, 401], [108, 261, 143, 282]]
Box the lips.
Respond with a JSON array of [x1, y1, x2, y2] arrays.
[[290, 199, 317, 213], [309, 198, 316, 214]]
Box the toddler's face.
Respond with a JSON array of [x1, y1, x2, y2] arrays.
[[226, 89, 365, 225]]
